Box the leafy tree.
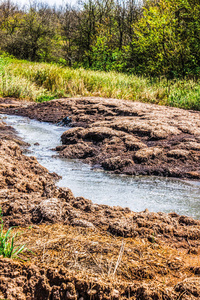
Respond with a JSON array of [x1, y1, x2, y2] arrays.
[[130, 0, 200, 78], [1, 0, 200, 78], [18, 3, 57, 61], [0, 0, 22, 54]]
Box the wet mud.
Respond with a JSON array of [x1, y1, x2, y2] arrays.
[[0, 98, 200, 299], [0, 97, 200, 179]]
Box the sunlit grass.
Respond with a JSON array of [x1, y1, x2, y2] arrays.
[[0, 54, 200, 110]]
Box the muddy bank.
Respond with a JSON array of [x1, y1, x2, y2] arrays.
[[0, 101, 200, 299], [0, 97, 200, 179], [1, 119, 200, 249]]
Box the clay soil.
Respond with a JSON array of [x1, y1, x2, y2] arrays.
[[0, 97, 200, 299]]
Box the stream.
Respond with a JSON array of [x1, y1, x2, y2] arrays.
[[2, 114, 200, 219]]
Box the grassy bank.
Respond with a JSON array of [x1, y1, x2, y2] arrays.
[[0, 54, 200, 110]]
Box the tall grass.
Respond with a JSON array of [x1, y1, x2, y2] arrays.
[[0, 54, 200, 110]]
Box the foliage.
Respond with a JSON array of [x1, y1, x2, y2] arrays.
[[0, 208, 26, 259], [0, 1, 59, 62], [131, 0, 200, 78], [1, 0, 200, 79], [0, 54, 200, 111]]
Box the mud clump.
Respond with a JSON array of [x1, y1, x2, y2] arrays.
[[1, 96, 200, 179], [0, 123, 61, 227]]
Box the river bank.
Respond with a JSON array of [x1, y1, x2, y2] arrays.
[[0, 97, 200, 179], [0, 97, 200, 299]]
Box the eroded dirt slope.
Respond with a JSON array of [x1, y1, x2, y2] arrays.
[[0, 97, 200, 179]]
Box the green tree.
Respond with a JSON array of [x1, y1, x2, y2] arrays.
[[130, 0, 200, 78], [18, 4, 57, 61]]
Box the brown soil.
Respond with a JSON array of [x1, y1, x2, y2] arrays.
[[0, 98, 200, 299], [0, 97, 200, 179], [1, 224, 200, 300]]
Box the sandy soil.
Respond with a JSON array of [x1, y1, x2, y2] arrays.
[[0, 97, 200, 299]]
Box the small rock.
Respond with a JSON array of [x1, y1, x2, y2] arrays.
[[112, 289, 120, 299], [87, 289, 97, 295], [71, 218, 95, 228]]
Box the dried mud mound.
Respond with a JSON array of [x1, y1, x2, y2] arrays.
[[1, 254, 200, 300], [1, 97, 200, 179], [0, 120, 60, 227], [0, 248, 200, 300]]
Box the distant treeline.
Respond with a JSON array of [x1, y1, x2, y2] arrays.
[[0, 0, 200, 78]]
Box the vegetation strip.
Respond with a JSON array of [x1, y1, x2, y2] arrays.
[[0, 55, 200, 110]]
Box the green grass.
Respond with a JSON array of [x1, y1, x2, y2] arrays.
[[0, 54, 200, 110], [0, 208, 27, 259]]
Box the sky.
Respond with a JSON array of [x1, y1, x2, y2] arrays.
[[14, 0, 142, 9], [14, 0, 76, 8]]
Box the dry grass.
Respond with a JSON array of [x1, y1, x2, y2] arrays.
[[1, 55, 200, 110], [12, 223, 196, 288]]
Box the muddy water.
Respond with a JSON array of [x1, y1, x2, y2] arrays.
[[2, 114, 200, 218]]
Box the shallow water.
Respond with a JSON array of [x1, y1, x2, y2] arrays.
[[2, 114, 200, 218]]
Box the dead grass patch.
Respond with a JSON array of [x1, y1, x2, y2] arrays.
[[12, 223, 197, 288]]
